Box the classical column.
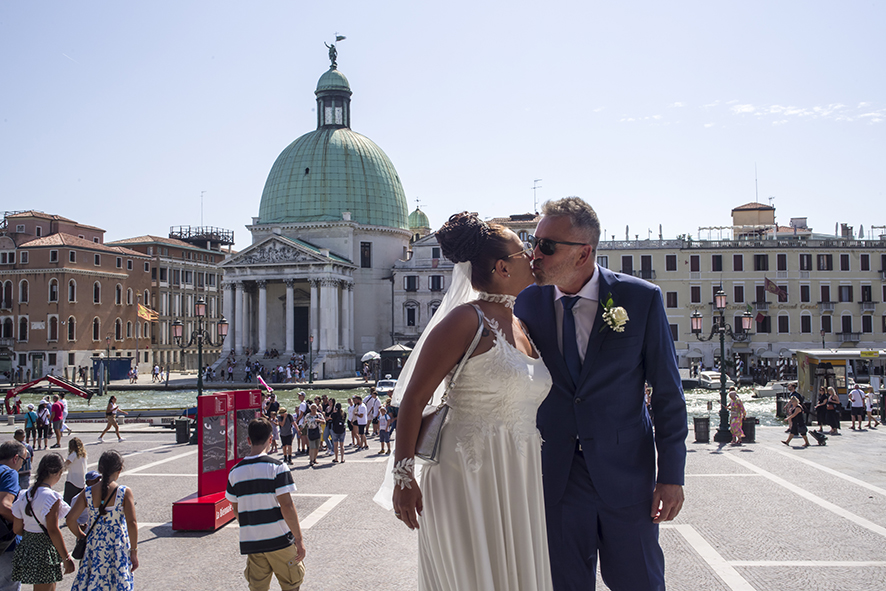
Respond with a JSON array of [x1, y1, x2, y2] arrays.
[[257, 281, 268, 355], [309, 279, 319, 353], [285, 279, 295, 354], [347, 282, 355, 352], [340, 281, 350, 352], [234, 281, 244, 355], [221, 282, 233, 354]]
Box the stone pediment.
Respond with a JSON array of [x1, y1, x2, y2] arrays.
[[223, 236, 329, 268]]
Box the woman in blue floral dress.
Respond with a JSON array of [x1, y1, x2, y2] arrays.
[[66, 450, 138, 590]]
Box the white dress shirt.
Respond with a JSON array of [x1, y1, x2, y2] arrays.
[[553, 268, 601, 363]]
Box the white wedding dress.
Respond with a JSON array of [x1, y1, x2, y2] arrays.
[[417, 310, 554, 591]]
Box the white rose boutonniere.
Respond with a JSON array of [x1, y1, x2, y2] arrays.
[[601, 293, 629, 333]]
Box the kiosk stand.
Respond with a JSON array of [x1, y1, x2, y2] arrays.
[[172, 389, 262, 531]]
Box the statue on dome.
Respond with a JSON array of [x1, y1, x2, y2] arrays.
[[325, 42, 338, 69]]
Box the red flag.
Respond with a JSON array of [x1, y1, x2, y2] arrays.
[[764, 277, 787, 299], [755, 312, 766, 323]]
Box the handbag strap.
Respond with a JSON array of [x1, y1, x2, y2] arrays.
[[81, 485, 118, 540], [441, 305, 486, 403], [25, 490, 50, 536]]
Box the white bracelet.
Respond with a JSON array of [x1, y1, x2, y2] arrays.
[[392, 458, 415, 490]]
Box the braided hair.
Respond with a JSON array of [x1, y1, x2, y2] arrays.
[[97, 450, 124, 515], [436, 212, 514, 291], [28, 452, 64, 501]]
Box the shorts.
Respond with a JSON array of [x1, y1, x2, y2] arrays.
[[372, 418, 379, 425], [307, 438, 320, 450], [280, 435, 294, 447], [39, 425, 51, 439], [851, 406, 864, 417], [331, 432, 345, 443], [379, 431, 390, 443], [347, 420, 353, 430], [52, 420, 62, 431], [357, 424, 366, 435], [244, 543, 305, 591], [25, 426, 36, 440]]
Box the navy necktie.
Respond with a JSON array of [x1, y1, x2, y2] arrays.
[[561, 296, 582, 385]]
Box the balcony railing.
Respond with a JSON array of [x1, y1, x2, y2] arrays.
[[837, 332, 861, 343], [860, 301, 877, 312], [0, 337, 13, 348], [799, 270, 810, 279], [634, 269, 656, 280], [819, 301, 835, 313], [690, 272, 700, 279], [753, 300, 769, 311], [776, 271, 788, 279]]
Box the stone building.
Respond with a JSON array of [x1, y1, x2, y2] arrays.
[[220, 51, 411, 378], [0, 211, 151, 379]]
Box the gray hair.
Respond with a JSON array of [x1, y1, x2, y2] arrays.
[[0, 440, 25, 462], [541, 197, 601, 246]]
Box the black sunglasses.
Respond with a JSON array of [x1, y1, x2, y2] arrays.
[[527, 235, 591, 256]]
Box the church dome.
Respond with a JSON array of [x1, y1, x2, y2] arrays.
[[257, 64, 408, 229], [408, 207, 430, 230]]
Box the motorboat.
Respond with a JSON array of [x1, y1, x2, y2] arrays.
[[753, 380, 794, 398], [375, 378, 397, 398], [698, 371, 735, 390]]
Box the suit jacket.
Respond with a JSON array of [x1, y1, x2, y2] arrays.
[[515, 266, 687, 509]]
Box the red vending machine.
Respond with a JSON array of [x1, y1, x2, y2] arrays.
[[172, 389, 262, 531]]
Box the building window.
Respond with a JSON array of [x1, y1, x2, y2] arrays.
[[116, 257, 122, 268], [839, 254, 850, 271], [838, 285, 853, 303], [432, 247, 441, 259], [406, 306, 417, 327], [115, 318, 123, 340], [126, 288, 132, 305], [860, 254, 870, 271], [159, 268, 168, 282], [690, 286, 701, 303], [126, 321, 132, 338], [93, 282, 101, 304], [48, 279, 59, 302], [69, 250, 76, 263], [799, 254, 812, 271], [404, 276, 418, 292], [49, 316, 58, 341], [127, 260, 133, 270], [360, 242, 372, 268], [800, 285, 810, 303], [669, 324, 679, 341], [801, 314, 812, 334], [777, 253, 787, 272], [754, 254, 769, 271], [756, 315, 771, 334], [35, 226, 42, 237], [733, 254, 743, 272], [49, 250, 58, 263], [430, 276, 443, 291], [1, 318, 11, 339], [689, 255, 699, 273], [15, 224, 24, 233], [733, 285, 744, 303], [2, 281, 12, 308], [860, 285, 872, 303], [94, 254, 100, 266], [778, 285, 788, 303], [144, 262, 149, 272], [19, 280, 28, 303], [821, 315, 832, 334], [777, 315, 789, 334], [92, 318, 100, 341], [115, 284, 123, 305], [621, 256, 633, 274], [666, 254, 677, 271], [820, 285, 831, 302], [817, 254, 833, 271], [733, 316, 747, 334], [862, 315, 873, 334], [666, 292, 678, 308], [597, 255, 608, 269], [19, 252, 28, 264], [841, 315, 853, 334], [67, 317, 76, 341], [711, 255, 722, 272], [18, 317, 28, 342]]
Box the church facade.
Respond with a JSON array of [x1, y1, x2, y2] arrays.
[[220, 52, 412, 378]]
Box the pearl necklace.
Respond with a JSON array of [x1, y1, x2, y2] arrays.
[[477, 291, 516, 310]]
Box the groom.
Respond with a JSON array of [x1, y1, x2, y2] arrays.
[[515, 197, 687, 591]]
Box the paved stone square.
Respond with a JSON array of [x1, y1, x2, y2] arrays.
[[3, 419, 885, 590]]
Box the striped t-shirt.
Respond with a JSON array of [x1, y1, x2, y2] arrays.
[[226, 454, 297, 555]]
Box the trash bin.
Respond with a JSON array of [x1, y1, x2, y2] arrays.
[[742, 416, 757, 443], [175, 418, 190, 444], [693, 416, 710, 443]]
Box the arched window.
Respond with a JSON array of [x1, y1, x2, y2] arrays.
[[2, 281, 12, 307], [93, 282, 101, 304], [126, 321, 132, 338], [48, 279, 59, 302], [143, 321, 149, 338], [68, 279, 76, 302], [67, 317, 76, 341], [92, 318, 100, 341], [143, 290, 150, 305], [1, 318, 12, 338], [49, 316, 58, 341], [126, 288, 133, 305], [115, 284, 122, 305], [18, 317, 28, 342], [18, 280, 28, 304], [115, 318, 123, 340], [405, 301, 420, 327]]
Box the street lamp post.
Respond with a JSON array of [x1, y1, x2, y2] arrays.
[[171, 297, 228, 399], [820, 329, 826, 349], [691, 289, 755, 443], [105, 335, 111, 397]]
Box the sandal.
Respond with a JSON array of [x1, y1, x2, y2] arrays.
[[781, 441, 790, 446]]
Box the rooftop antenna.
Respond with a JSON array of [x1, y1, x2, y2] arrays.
[[768, 195, 775, 207], [532, 179, 542, 213], [415, 197, 422, 210], [200, 190, 206, 227]]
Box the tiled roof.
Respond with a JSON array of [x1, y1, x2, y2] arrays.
[[732, 202, 775, 211], [19, 233, 147, 257], [6, 211, 105, 232], [108, 235, 201, 249]]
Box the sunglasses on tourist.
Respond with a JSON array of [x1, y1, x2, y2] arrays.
[[492, 243, 534, 273], [527, 235, 591, 256]]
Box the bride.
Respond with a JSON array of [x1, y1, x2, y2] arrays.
[[374, 212, 554, 590]]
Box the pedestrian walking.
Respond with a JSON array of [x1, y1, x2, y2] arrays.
[[864, 387, 880, 428], [226, 418, 306, 591], [36, 403, 51, 452], [98, 397, 126, 444], [782, 398, 811, 447], [63, 439, 87, 506], [50, 396, 64, 449], [727, 388, 746, 446]]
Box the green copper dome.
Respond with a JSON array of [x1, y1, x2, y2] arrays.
[[408, 207, 430, 229], [257, 66, 408, 229]]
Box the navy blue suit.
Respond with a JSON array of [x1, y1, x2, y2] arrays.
[[516, 266, 687, 591]]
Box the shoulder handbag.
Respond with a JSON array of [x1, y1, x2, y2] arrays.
[[72, 486, 117, 560], [415, 305, 485, 464]]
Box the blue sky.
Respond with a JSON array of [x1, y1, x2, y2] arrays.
[[2, 1, 883, 248]]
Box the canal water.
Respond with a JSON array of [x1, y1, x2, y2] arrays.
[[33, 386, 781, 426]]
